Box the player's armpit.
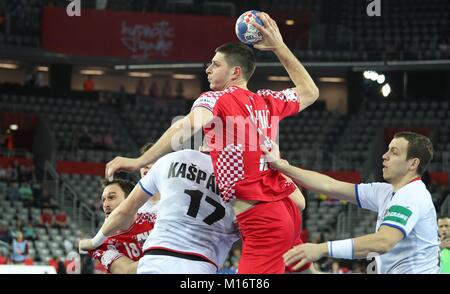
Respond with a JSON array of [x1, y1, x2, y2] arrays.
[[109, 256, 138, 274]]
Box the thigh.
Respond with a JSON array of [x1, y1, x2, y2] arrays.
[[237, 200, 299, 274]]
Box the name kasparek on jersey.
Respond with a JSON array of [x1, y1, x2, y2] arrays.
[[168, 162, 219, 194]]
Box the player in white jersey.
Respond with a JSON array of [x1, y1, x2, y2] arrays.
[[80, 149, 239, 274], [262, 131, 440, 274]]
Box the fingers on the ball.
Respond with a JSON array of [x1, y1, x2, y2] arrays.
[[253, 21, 266, 33]]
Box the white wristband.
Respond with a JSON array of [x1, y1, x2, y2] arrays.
[[327, 239, 354, 259], [91, 231, 107, 248]]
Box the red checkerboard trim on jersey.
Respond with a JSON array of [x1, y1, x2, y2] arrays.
[[216, 144, 244, 203], [196, 87, 239, 111], [256, 89, 299, 103], [136, 212, 157, 225]]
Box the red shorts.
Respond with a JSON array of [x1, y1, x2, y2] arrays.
[[236, 197, 311, 274]]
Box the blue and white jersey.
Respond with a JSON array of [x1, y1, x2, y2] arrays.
[[356, 179, 440, 274]]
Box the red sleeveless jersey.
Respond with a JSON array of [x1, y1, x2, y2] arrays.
[[89, 212, 156, 268], [192, 86, 300, 203]]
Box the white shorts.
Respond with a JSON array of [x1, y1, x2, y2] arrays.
[[137, 254, 217, 274]]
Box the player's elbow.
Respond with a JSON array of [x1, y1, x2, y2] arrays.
[[301, 84, 319, 104], [309, 85, 320, 102]]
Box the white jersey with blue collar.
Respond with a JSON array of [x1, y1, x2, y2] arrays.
[[138, 150, 239, 269], [355, 179, 439, 274]]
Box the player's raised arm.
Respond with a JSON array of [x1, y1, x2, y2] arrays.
[[261, 140, 357, 204], [105, 106, 213, 179], [253, 12, 319, 111]]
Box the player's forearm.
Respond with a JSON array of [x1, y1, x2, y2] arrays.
[[277, 162, 343, 200], [352, 233, 394, 257], [273, 44, 319, 105], [321, 233, 392, 261], [109, 256, 138, 274]]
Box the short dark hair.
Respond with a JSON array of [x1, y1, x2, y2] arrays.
[[140, 142, 154, 155], [215, 42, 256, 81], [101, 179, 135, 198], [393, 131, 433, 175], [439, 215, 450, 221]]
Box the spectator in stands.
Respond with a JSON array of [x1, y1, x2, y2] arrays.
[[54, 209, 69, 229], [0, 223, 12, 244], [331, 260, 343, 274], [23, 221, 36, 241], [37, 208, 54, 230], [11, 231, 28, 264], [19, 181, 33, 206], [6, 181, 19, 201], [83, 76, 94, 92]]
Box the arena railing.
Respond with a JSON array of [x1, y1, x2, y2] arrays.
[[78, 202, 96, 236], [60, 182, 78, 222], [44, 161, 60, 206]]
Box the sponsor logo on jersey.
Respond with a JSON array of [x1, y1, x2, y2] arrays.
[[383, 205, 412, 225]]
